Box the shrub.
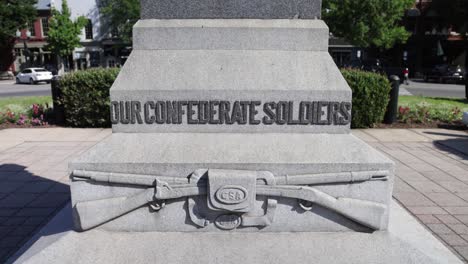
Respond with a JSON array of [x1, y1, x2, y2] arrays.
[[58, 68, 120, 127], [340, 69, 392, 128]]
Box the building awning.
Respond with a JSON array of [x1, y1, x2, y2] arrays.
[[14, 41, 47, 49], [329, 37, 355, 48], [35, 0, 51, 10]]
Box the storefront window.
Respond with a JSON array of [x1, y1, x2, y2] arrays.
[[85, 19, 93, 40], [41, 17, 49, 36]]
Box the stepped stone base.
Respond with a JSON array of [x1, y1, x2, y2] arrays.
[[11, 201, 463, 264]]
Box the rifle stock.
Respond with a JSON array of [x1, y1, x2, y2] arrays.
[[256, 186, 385, 230], [75, 188, 154, 231], [333, 197, 386, 230]]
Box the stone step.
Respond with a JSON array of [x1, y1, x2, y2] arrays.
[[69, 133, 393, 232], [133, 19, 329, 51], [15, 201, 463, 264]]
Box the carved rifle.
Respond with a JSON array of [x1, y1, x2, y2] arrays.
[[72, 169, 389, 231]]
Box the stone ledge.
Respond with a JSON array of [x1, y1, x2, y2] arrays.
[[70, 133, 393, 175], [140, 0, 321, 19], [133, 19, 328, 51], [110, 50, 348, 92]]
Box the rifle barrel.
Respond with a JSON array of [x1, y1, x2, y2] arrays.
[[72, 169, 389, 187], [72, 170, 189, 186]]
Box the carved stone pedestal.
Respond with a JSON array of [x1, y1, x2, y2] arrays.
[[66, 19, 395, 234], [8, 1, 462, 263]]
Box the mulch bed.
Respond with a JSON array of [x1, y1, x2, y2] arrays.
[[0, 123, 57, 130]]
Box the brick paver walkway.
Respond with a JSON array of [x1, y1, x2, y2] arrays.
[[0, 128, 111, 262], [0, 127, 467, 263], [355, 128, 468, 262]]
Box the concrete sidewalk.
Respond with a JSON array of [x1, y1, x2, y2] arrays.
[[0, 128, 111, 262], [0, 127, 467, 262]]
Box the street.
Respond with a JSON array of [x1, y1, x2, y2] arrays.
[[0, 80, 51, 97], [405, 79, 466, 98], [0, 79, 466, 99]]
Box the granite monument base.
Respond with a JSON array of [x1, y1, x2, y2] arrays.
[[10, 201, 462, 264]]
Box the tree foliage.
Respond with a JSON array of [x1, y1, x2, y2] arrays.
[[0, 0, 37, 71], [46, 0, 87, 58], [432, 0, 468, 37], [101, 0, 140, 43], [323, 0, 414, 49]]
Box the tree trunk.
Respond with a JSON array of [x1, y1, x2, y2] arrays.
[[57, 56, 65, 76], [0, 39, 15, 72]]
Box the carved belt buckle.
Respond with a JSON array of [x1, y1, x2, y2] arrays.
[[208, 169, 257, 212]]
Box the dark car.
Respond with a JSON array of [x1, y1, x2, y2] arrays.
[[349, 59, 405, 83], [423, 64, 465, 84]]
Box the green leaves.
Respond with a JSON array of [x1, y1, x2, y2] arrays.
[[0, 0, 37, 45], [101, 0, 140, 44], [0, 0, 37, 70], [323, 0, 413, 49], [58, 68, 120, 127], [46, 0, 87, 57], [341, 69, 391, 128]]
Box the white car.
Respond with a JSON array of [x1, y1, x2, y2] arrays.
[[16, 68, 53, 84]]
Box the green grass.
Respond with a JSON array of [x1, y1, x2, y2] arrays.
[[0, 96, 52, 112], [399, 96, 468, 110]]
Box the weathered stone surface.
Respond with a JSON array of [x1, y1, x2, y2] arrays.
[[133, 20, 329, 51], [110, 50, 350, 133], [140, 0, 321, 19], [70, 133, 392, 178], [69, 133, 394, 232], [12, 201, 463, 264]]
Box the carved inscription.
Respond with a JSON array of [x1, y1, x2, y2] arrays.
[[216, 186, 248, 205], [110, 100, 351, 126], [214, 214, 242, 230]]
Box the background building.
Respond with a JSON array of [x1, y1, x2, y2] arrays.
[[12, 0, 53, 72], [52, 0, 131, 70], [402, 0, 466, 77], [329, 0, 467, 78]]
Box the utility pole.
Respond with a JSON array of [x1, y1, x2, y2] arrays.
[[16, 30, 32, 68]]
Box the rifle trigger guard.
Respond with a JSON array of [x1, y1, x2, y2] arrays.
[[149, 200, 165, 211], [298, 200, 313, 211]]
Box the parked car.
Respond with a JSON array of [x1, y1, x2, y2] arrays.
[[0, 71, 14, 80], [349, 59, 405, 83], [423, 64, 465, 84], [15, 68, 53, 84]]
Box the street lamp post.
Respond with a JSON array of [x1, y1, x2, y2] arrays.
[[16, 29, 31, 67]]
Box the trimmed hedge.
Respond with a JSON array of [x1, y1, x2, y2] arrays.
[[59, 68, 120, 127], [341, 69, 391, 128]]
